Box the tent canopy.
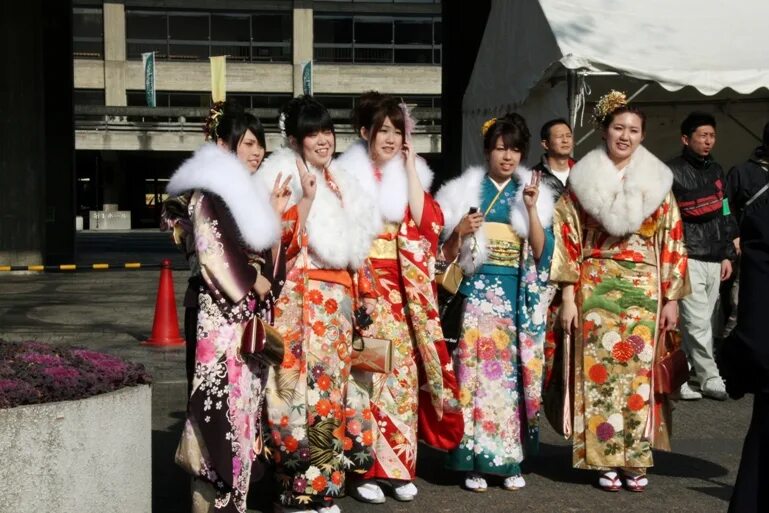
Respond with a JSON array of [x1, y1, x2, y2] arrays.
[[461, 0, 769, 169]]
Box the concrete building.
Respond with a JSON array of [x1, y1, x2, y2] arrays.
[[72, 0, 443, 228]]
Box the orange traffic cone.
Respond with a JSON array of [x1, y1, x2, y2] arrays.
[[143, 258, 185, 347]]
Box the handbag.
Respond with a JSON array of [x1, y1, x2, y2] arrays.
[[351, 335, 393, 373], [543, 332, 573, 438], [435, 257, 464, 295], [241, 316, 285, 367], [438, 287, 466, 353], [653, 330, 689, 395]]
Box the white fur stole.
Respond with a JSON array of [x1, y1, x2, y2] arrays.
[[434, 165, 556, 275], [166, 143, 280, 251], [335, 140, 435, 224], [567, 145, 673, 237], [256, 147, 379, 270]]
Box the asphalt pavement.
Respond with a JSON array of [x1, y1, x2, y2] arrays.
[[0, 231, 749, 513]]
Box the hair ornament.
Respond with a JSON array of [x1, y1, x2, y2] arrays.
[[593, 90, 628, 127], [398, 99, 417, 139], [481, 117, 498, 136], [203, 101, 226, 141], [278, 112, 287, 140]]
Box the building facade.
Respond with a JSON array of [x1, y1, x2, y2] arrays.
[[72, 0, 442, 228]]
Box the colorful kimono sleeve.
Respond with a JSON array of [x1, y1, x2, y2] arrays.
[[413, 192, 445, 255], [194, 193, 257, 305], [658, 192, 690, 301], [281, 204, 302, 262], [551, 191, 583, 284]]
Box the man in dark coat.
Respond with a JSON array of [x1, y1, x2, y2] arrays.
[[720, 177, 769, 513], [666, 112, 737, 401]]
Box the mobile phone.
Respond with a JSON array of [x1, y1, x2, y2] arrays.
[[468, 207, 479, 214]]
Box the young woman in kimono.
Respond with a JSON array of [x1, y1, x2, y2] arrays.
[[167, 105, 297, 513], [335, 93, 462, 504], [434, 113, 556, 492], [552, 91, 689, 492], [258, 96, 381, 513]]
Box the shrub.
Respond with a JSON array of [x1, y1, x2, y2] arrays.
[[0, 340, 152, 409]]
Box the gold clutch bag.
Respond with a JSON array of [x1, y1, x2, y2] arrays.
[[241, 317, 284, 367], [350, 336, 393, 374], [435, 258, 463, 295]]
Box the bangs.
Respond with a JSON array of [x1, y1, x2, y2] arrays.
[[295, 103, 335, 140]]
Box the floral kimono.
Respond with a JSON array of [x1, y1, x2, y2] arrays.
[[167, 144, 282, 513], [336, 142, 462, 481], [257, 148, 380, 508], [551, 145, 689, 471], [435, 166, 556, 476]]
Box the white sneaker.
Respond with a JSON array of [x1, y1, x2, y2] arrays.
[[464, 473, 488, 493], [502, 474, 526, 490], [317, 505, 341, 513], [351, 482, 386, 504], [679, 382, 702, 400], [391, 481, 418, 501], [701, 376, 728, 401]]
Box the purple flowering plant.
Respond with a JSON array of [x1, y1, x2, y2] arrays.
[[0, 340, 152, 409]]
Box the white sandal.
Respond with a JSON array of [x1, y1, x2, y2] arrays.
[[502, 474, 526, 490], [464, 473, 488, 493]]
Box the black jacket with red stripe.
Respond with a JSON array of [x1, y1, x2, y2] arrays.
[[667, 147, 737, 262]]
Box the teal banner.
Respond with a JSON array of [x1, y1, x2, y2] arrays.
[[142, 52, 156, 107]]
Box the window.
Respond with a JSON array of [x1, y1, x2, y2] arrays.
[[314, 15, 442, 64], [73, 7, 103, 59], [74, 89, 105, 106], [125, 9, 292, 62]]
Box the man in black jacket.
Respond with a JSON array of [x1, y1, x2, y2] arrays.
[[720, 122, 769, 339], [667, 112, 736, 401], [532, 118, 576, 199]]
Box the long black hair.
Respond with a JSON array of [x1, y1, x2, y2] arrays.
[[214, 101, 266, 152], [282, 95, 335, 145]]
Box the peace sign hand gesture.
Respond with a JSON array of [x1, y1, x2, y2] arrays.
[[270, 172, 293, 215], [296, 158, 317, 201], [523, 170, 541, 211]]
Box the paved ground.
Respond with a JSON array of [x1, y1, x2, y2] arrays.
[[0, 232, 750, 512]]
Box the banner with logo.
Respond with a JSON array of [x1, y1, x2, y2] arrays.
[[302, 60, 313, 96], [141, 52, 156, 107]]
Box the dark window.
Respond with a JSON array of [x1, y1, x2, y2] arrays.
[[253, 13, 292, 43], [315, 17, 353, 44], [355, 19, 392, 45], [394, 19, 432, 45], [73, 7, 103, 59], [211, 14, 250, 42], [73, 89, 105, 106], [126, 11, 167, 40], [315, 14, 441, 64], [126, 9, 291, 63]]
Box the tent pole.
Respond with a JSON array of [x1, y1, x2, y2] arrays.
[[575, 82, 650, 147], [567, 70, 578, 131]]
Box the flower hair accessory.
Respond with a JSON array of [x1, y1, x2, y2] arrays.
[[203, 101, 226, 141], [593, 90, 628, 127], [481, 117, 497, 136], [398, 99, 417, 139], [278, 112, 287, 140]]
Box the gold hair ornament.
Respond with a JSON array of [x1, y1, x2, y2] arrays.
[[481, 117, 498, 136], [593, 90, 628, 128]]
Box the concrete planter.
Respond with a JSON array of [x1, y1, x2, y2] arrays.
[[0, 385, 152, 513]]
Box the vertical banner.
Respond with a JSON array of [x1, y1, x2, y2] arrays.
[[141, 52, 156, 107], [302, 60, 313, 96], [210, 56, 227, 103]]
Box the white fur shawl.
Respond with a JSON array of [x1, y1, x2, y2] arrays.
[[166, 143, 280, 251], [568, 145, 673, 237], [434, 165, 556, 275], [255, 147, 379, 270], [335, 140, 435, 223]]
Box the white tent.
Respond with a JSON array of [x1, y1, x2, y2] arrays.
[[462, 0, 769, 170]]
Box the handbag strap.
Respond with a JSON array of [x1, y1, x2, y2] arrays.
[[745, 182, 769, 208], [483, 181, 508, 217]]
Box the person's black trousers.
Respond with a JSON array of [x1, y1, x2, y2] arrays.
[[729, 393, 769, 513]]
